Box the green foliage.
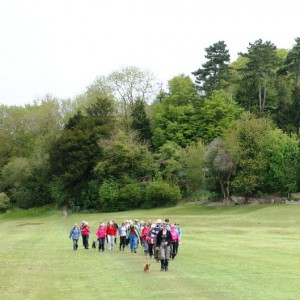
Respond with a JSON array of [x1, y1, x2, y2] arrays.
[[238, 39, 279, 113], [0, 192, 10, 212], [152, 103, 197, 148], [193, 40, 231, 96], [204, 138, 235, 200], [145, 181, 181, 208], [49, 176, 67, 207], [261, 129, 299, 193], [119, 183, 144, 210], [224, 113, 273, 198], [284, 37, 300, 87], [155, 141, 185, 188], [167, 75, 200, 105], [130, 99, 152, 143], [151, 75, 201, 148], [95, 130, 154, 183], [184, 141, 206, 195], [98, 179, 120, 212], [196, 90, 243, 143], [50, 94, 116, 206]]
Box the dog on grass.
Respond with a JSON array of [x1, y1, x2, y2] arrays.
[[144, 261, 151, 272], [92, 241, 96, 249]]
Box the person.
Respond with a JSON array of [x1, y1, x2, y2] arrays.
[[106, 221, 117, 250], [170, 224, 180, 259], [156, 221, 172, 271], [175, 222, 182, 254], [141, 222, 150, 255], [118, 221, 127, 251], [113, 220, 119, 245], [164, 218, 171, 230], [126, 221, 140, 253], [175, 222, 182, 240], [80, 221, 91, 249], [154, 219, 162, 261], [139, 220, 145, 246], [96, 222, 106, 252], [69, 223, 81, 251], [148, 223, 156, 259]]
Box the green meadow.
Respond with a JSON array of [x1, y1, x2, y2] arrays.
[[0, 204, 299, 300]]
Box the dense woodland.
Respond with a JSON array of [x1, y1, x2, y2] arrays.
[[1, 38, 300, 212]]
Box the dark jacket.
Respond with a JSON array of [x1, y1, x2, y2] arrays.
[[156, 229, 172, 247]]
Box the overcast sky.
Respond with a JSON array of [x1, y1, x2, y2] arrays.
[[0, 0, 299, 106]]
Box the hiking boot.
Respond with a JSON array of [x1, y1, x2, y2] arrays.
[[165, 260, 169, 271]]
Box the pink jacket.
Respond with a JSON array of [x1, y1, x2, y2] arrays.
[[96, 227, 107, 238], [170, 229, 180, 243]]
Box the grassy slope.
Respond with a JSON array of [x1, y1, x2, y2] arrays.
[[0, 204, 299, 300]]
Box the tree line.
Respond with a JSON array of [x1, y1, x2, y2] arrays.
[[1, 37, 300, 212]]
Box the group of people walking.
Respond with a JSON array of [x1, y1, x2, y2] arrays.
[[69, 218, 182, 271]]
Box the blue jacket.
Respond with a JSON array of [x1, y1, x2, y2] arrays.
[[69, 227, 81, 240]]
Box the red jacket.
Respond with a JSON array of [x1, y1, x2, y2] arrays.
[[106, 225, 117, 236], [81, 225, 90, 236]]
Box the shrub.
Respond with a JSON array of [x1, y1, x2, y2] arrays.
[[98, 179, 119, 212], [119, 183, 143, 210], [145, 181, 181, 208], [0, 192, 10, 212]]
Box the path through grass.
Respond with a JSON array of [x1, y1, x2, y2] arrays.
[[0, 204, 300, 299]]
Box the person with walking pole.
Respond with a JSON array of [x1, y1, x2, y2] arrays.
[[156, 221, 172, 271]]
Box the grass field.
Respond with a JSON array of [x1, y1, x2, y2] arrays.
[[0, 204, 300, 300]]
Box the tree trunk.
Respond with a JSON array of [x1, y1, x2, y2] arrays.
[[262, 74, 268, 113], [258, 78, 263, 114]]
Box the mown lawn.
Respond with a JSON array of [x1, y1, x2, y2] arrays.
[[0, 204, 300, 300]]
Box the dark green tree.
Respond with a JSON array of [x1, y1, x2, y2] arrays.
[[239, 39, 279, 113], [130, 99, 152, 143], [49, 94, 116, 208], [284, 37, 300, 87], [192, 41, 231, 96]]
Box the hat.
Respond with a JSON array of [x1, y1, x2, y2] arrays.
[[156, 219, 162, 223], [162, 222, 167, 226]]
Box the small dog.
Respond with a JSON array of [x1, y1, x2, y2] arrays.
[[144, 261, 151, 272], [92, 241, 96, 249]]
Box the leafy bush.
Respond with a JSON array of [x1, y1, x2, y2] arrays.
[[0, 192, 10, 212], [98, 179, 119, 212], [14, 188, 35, 209], [119, 183, 143, 209], [145, 181, 181, 208]]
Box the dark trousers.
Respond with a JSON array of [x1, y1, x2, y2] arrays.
[[171, 241, 178, 258], [119, 236, 126, 250], [82, 235, 89, 249], [148, 244, 154, 257], [98, 237, 105, 251]]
